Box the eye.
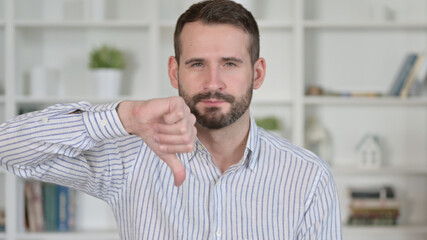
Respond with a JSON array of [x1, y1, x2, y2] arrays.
[[225, 62, 237, 67], [191, 62, 204, 67]]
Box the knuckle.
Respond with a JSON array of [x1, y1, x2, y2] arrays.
[[182, 136, 189, 144], [179, 126, 187, 134], [186, 144, 195, 152], [175, 110, 184, 120]]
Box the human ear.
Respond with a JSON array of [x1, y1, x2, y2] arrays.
[[253, 57, 266, 90], [168, 56, 179, 89]]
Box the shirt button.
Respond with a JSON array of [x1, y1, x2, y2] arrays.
[[100, 119, 107, 126], [41, 117, 49, 124], [216, 230, 222, 237]]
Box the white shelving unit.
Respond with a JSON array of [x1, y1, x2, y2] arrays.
[[1, 0, 427, 240], [303, 0, 427, 234]]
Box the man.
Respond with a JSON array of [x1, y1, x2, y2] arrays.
[[0, 0, 342, 239]]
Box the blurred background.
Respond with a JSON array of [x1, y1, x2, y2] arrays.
[[0, 0, 426, 239]]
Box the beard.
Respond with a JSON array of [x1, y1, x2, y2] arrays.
[[179, 82, 253, 130]]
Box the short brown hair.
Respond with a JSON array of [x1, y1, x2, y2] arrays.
[[174, 0, 260, 65]]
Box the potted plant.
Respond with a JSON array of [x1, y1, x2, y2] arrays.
[[89, 44, 125, 97]]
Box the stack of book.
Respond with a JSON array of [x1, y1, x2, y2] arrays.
[[389, 52, 427, 98], [24, 181, 76, 232], [0, 208, 5, 231], [348, 186, 400, 226]]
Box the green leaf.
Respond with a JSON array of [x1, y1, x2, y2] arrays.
[[89, 45, 126, 69]]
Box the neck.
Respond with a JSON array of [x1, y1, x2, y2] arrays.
[[196, 110, 251, 173]]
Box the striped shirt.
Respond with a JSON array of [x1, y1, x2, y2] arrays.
[[0, 101, 342, 240]]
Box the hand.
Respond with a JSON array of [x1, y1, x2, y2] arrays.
[[117, 97, 197, 186]]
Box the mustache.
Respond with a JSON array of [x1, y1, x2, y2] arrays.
[[192, 91, 235, 104]]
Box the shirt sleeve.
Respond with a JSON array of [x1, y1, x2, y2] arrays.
[[0, 101, 142, 202], [297, 169, 343, 240]]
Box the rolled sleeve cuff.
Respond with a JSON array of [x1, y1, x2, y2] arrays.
[[82, 101, 130, 141]]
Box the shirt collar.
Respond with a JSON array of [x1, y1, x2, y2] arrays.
[[178, 113, 261, 172], [246, 113, 260, 172]]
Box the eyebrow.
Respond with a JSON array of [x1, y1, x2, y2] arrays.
[[184, 57, 244, 65], [222, 57, 243, 63], [184, 58, 204, 65]]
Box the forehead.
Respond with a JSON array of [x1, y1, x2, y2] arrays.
[[179, 21, 251, 59]]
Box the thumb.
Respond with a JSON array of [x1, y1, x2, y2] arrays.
[[161, 154, 186, 186]]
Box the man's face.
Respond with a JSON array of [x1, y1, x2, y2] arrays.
[[179, 81, 253, 129], [171, 21, 256, 129]]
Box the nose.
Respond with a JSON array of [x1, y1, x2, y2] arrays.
[[203, 67, 225, 91]]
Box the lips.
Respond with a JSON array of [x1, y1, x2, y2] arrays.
[[200, 99, 225, 107]]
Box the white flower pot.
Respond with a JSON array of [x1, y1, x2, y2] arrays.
[[29, 66, 61, 96], [92, 69, 122, 98]]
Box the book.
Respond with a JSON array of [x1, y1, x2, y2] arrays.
[[58, 185, 70, 232], [347, 185, 401, 226], [57, 185, 76, 232], [349, 185, 395, 199], [348, 215, 398, 226], [349, 199, 400, 210], [409, 53, 427, 96], [0, 208, 5, 231], [68, 188, 76, 231], [400, 53, 426, 98], [350, 208, 399, 216], [348, 207, 400, 225], [25, 181, 45, 232], [42, 183, 59, 232], [389, 54, 418, 96], [25, 182, 76, 232]]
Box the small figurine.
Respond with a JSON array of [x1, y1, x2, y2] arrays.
[[355, 134, 382, 169]]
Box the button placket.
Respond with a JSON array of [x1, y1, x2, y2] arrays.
[[214, 177, 224, 238]]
